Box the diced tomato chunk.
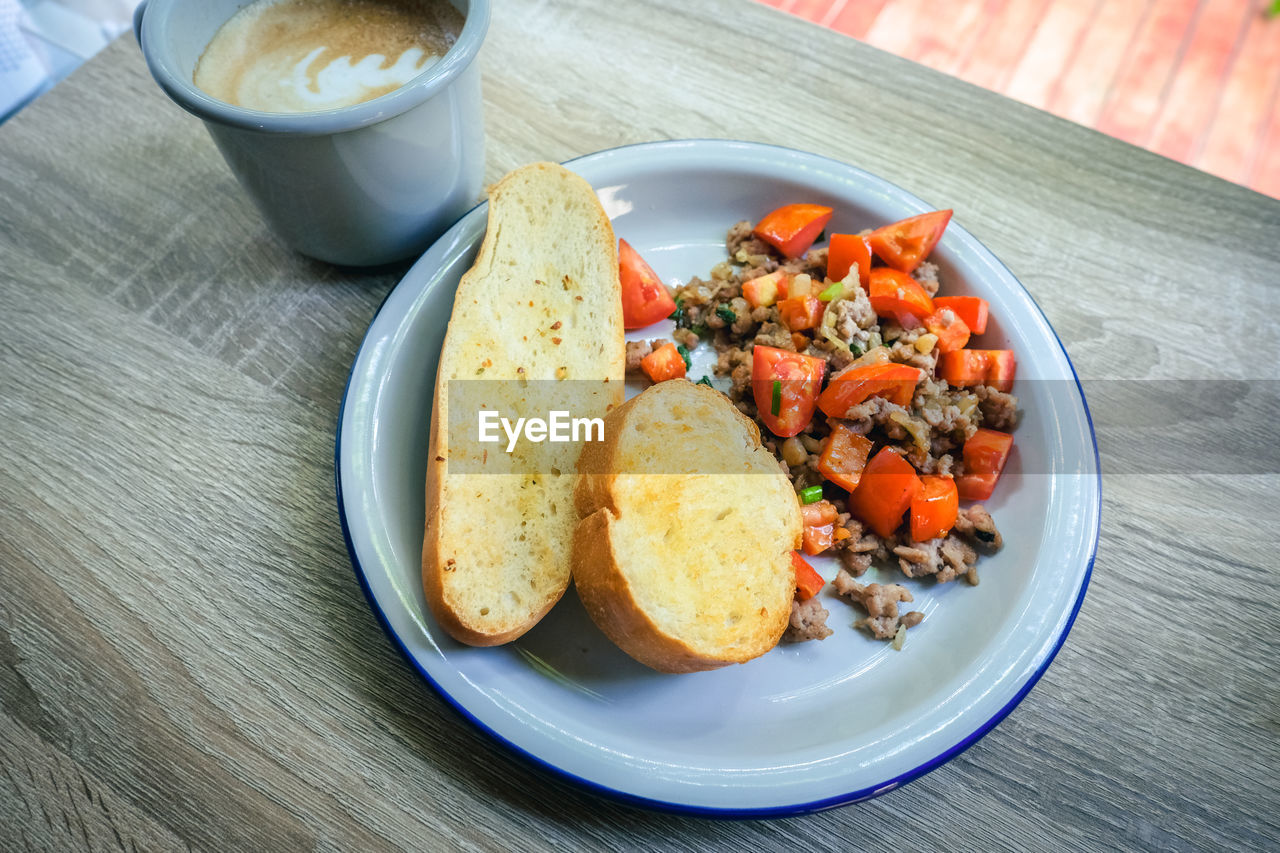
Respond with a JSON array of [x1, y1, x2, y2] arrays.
[[956, 428, 1013, 501], [777, 294, 824, 332], [938, 349, 1016, 392], [800, 499, 839, 527], [817, 362, 922, 419], [753, 204, 834, 259], [923, 309, 971, 353], [867, 267, 935, 323], [742, 271, 788, 308], [639, 342, 686, 383], [618, 239, 676, 329], [867, 210, 952, 274], [791, 552, 825, 600], [933, 296, 988, 335], [816, 421, 875, 492], [799, 499, 839, 556], [827, 233, 872, 288], [910, 476, 959, 541], [955, 472, 999, 502], [847, 448, 921, 538], [752, 346, 826, 438]]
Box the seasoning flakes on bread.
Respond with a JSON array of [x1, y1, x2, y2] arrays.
[[422, 162, 625, 646], [573, 381, 803, 673]]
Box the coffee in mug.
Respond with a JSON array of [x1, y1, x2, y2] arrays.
[[193, 0, 465, 113]]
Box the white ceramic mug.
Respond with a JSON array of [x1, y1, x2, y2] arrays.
[[135, 0, 488, 267]]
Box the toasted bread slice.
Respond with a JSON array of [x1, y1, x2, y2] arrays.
[[423, 162, 624, 646], [573, 381, 802, 673]]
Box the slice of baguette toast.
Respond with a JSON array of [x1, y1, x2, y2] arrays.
[[423, 162, 624, 646], [573, 381, 803, 673]]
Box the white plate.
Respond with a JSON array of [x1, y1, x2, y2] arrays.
[[335, 140, 1100, 815]]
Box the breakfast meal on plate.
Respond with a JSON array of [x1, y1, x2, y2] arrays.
[[422, 162, 624, 646], [422, 160, 1016, 661], [573, 380, 802, 673], [622, 203, 1017, 648]]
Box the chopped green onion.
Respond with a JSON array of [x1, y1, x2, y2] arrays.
[[975, 529, 996, 543], [690, 323, 709, 337], [799, 485, 823, 504], [696, 375, 713, 387], [771, 379, 782, 416], [668, 296, 685, 325], [676, 343, 692, 371], [817, 281, 843, 302], [716, 305, 737, 324]]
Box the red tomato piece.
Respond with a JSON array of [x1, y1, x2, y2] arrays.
[[867, 210, 952, 274], [923, 308, 971, 353], [639, 342, 686, 383], [867, 267, 935, 323], [937, 349, 987, 386], [847, 448, 921, 538], [791, 552, 825, 600], [816, 421, 875, 492], [752, 346, 826, 438], [799, 500, 838, 556], [956, 428, 1013, 501], [742, 271, 789, 308], [827, 233, 872, 288], [753, 204, 834, 260], [910, 475, 959, 541], [933, 296, 988, 335], [618, 239, 676, 329], [817, 362, 922, 419], [938, 349, 1017, 393], [777, 294, 824, 332]]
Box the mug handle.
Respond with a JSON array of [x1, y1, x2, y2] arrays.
[[133, 0, 148, 44]]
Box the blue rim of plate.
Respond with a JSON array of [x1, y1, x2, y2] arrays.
[[333, 138, 1101, 818]]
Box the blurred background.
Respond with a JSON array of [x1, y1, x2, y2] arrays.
[[2, 0, 1278, 198]]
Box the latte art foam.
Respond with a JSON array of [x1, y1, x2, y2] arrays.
[[194, 0, 463, 113]]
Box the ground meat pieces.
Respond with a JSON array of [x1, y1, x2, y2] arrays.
[[753, 320, 793, 351], [886, 326, 940, 373], [727, 220, 776, 267], [673, 327, 701, 350], [783, 596, 834, 643], [780, 247, 828, 280], [974, 384, 1020, 430], [893, 535, 978, 584], [625, 338, 664, 373], [833, 289, 878, 352], [807, 337, 856, 371], [715, 346, 752, 394], [954, 504, 1003, 549], [833, 570, 923, 640], [839, 395, 908, 434], [913, 261, 941, 296], [834, 517, 888, 577]]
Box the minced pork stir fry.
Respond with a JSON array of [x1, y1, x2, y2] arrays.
[[620, 203, 1019, 649]]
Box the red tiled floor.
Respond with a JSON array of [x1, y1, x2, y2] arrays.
[[958, 0, 1053, 92], [1049, 0, 1153, 126], [1004, 0, 1101, 110], [1093, 0, 1202, 147], [1197, 7, 1280, 184], [1147, 0, 1254, 162], [763, 0, 1280, 199]]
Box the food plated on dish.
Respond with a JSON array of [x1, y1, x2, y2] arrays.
[[335, 140, 1099, 814], [621, 202, 1019, 650]]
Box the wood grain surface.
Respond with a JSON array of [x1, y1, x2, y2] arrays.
[[2, 0, 1278, 849]]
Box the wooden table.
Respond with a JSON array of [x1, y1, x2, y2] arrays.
[[2, 1, 1277, 849]]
